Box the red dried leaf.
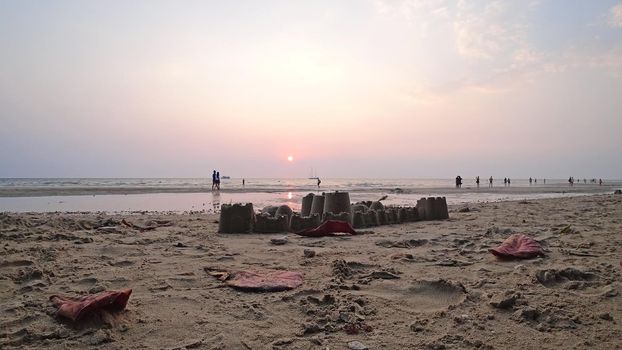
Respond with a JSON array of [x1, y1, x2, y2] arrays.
[[50, 289, 132, 321], [296, 220, 356, 237], [489, 234, 544, 259]]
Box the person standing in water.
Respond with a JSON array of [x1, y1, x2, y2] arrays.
[[317, 178, 321, 188], [215, 171, 221, 190], [242, 178, 245, 187], [211, 170, 217, 191], [476, 176, 480, 187], [489, 176, 493, 188]]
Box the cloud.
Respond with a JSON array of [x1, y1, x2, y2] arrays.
[[376, 0, 622, 101], [609, 2, 622, 28], [374, 0, 449, 21], [453, 0, 545, 70], [546, 48, 622, 78]]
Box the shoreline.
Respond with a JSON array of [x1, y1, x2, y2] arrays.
[[0, 184, 615, 198]]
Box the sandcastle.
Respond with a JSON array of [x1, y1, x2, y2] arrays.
[[218, 203, 255, 233], [417, 197, 449, 220], [218, 193, 449, 233]]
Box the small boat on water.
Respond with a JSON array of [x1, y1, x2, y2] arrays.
[[308, 168, 319, 180], [221, 176, 231, 179]]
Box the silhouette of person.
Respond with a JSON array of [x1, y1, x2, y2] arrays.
[[216, 171, 221, 190], [317, 178, 321, 188], [568, 176, 573, 186], [242, 178, 245, 187], [599, 178, 603, 186], [504, 178, 507, 186], [529, 177, 532, 185], [543, 178, 546, 184], [489, 176, 493, 188], [211, 170, 217, 191], [508, 178, 511, 186], [476, 176, 480, 187], [455, 175, 462, 188]]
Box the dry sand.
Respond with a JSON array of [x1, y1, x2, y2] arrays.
[[1, 194, 621, 349]]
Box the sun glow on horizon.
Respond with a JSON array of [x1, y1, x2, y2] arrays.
[[287, 155, 294, 162]]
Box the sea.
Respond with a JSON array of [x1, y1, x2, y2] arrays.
[[0, 177, 619, 213]]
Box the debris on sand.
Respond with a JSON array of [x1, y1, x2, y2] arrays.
[[348, 340, 369, 350], [121, 219, 172, 232], [205, 267, 303, 292], [49, 289, 132, 322], [489, 234, 544, 259], [375, 239, 428, 248], [270, 236, 288, 245], [489, 291, 523, 310]]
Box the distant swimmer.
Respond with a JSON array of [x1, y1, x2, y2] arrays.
[[489, 176, 493, 188], [317, 178, 321, 188], [476, 176, 480, 187]]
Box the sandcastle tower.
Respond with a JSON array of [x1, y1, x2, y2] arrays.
[[323, 191, 351, 223], [301, 193, 315, 217], [310, 193, 325, 216], [218, 203, 255, 233]]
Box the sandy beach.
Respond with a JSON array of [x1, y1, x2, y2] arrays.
[[1, 194, 621, 349]]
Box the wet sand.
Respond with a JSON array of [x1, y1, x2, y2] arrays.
[[1, 194, 621, 349], [0, 183, 615, 198]]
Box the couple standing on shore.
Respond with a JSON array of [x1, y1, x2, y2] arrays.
[[212, 170, 220, 190]]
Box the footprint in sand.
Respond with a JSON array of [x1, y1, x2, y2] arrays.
[[0, 260, 34, 268], [353, 279, 467, 312], [109, 260, 135, 267], [536, 267, 597, 290]]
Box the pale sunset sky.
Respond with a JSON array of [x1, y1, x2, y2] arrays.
[[1, 0, 621, 178]]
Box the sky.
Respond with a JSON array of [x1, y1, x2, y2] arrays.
[[1, 0, 622, 179]]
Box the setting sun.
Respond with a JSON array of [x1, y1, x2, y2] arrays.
[[287, 155, 294, 162]]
